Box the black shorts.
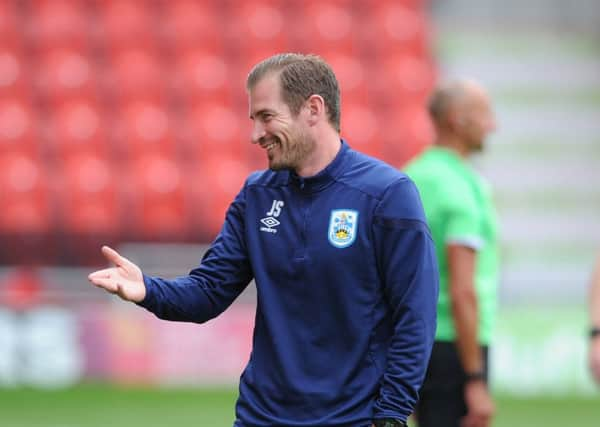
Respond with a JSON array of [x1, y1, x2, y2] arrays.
[[415, 341, 489, 427]]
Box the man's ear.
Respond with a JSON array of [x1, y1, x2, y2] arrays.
[[447, 109, 464, 131], [305, 94, 325, 126]]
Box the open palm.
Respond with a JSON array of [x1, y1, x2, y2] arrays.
[[88, 246, 146, 302]]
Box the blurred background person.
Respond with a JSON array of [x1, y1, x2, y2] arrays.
[[405, 80, 498, 427]]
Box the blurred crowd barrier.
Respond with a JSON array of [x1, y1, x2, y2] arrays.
[[0, 301, 597, 396], [0, 303, 254, 388]]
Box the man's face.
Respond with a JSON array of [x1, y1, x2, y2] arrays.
[[460, 90, 496, 153], [248, 73, 314, 171]]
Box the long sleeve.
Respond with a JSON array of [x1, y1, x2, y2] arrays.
[[137, 183, 254, 323], [371, 177, 439, 422]]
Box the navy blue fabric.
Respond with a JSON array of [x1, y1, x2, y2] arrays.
[[138, 141, 439, 426]]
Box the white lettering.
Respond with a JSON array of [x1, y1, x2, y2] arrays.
[[266, 200, 284, 217]]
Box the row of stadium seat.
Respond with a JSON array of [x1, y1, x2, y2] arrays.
[[1, 47, 434, 107], [0, 98, 432, 237], [1, 0, 430, 56], [0, 151, 248, 239], [1, 97, 432, 160]]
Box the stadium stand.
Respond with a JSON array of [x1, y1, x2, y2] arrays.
[[0, 0, 435, 265]]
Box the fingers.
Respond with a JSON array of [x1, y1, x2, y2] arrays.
[[101, 245, 124, 265], [88, 268, 114, 280], [101, 245, 137, 270], [88, 276, 119, 294], [89, 274, 135, 302]]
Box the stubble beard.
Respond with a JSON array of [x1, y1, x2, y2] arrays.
[[268, 130, 315, 172]]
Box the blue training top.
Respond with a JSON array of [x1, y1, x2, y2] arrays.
[[139, 141, 439, 427]]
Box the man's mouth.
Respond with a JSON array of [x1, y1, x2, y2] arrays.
[[262, 138, 280, 152]]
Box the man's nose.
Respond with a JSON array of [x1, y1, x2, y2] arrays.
[[251, 122, 266, 144]]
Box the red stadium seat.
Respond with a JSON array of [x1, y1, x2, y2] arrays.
[[26, 0, 90, 49], [47, 99, 109, 157], [227, 1, 289, 53], [296, 2, 357, 54], [0, 97, 39, 155], [320, 51, 369, 105], [372, 54, 436, 109], [382, 106, 434, 166], [116, 101, 176, 158], [186, 155, 252, 237], [172, 48, 233, 105], [341, 104, 383, 159], [0, 152, 52, 234], [0, 44, 30, 98], [35, 48, 97, 104], [126, 154, 188, 240], [107, 47, 165, 103], [0, 1, 20, 43], [185, 102, 242, 159], [237, 116, 266, 170], [161, 0, 224, 52], [57, 152, 121, 235], [96, 0, 155, 50], [360, 1, 431, 57], [0, 152, 58, 263], [230, 47, 291, 104]]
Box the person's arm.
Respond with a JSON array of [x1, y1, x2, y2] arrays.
[[447, 245, 480, 374], [89, 182, 253, 323], [370, 177, 439, 425], [589, 255, 600, 383], [442, 186, 494, 427], [447, 244, 494, 427]]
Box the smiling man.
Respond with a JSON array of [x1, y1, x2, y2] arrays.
[[88, 53, 439, 427]]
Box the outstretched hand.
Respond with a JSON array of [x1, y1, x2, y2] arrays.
[[88, 246, 146, 303]]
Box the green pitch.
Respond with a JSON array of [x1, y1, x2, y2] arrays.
[[0, 384, 597, 427]]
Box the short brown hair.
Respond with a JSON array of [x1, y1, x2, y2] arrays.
[[246, 53, 341, 132]]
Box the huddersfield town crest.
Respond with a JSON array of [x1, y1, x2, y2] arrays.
[[328, 209, 358, 248]]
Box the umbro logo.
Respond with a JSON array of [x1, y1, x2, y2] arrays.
[[260, 217, 280, 228], [260, 200, 284, 234]]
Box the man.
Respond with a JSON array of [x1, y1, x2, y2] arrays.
[[405, 79, 498, 427], [589, 254, 600, 384], [89, 53, 439, 427]]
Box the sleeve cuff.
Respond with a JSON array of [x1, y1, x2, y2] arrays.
[[446, 235, 484, 250], [135, 274, 156, 310]]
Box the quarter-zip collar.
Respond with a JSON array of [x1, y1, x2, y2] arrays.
[[288, 139, 349, 192]]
